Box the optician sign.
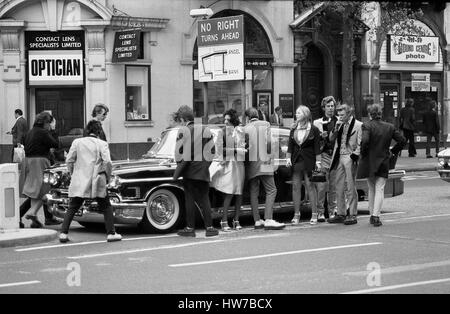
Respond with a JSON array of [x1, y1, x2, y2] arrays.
[[389, 35, 439, 63], [197, 15, 244, 82], [25, 31, 84, 86]]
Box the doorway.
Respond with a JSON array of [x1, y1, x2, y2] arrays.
[[301, 44, 324, 120], [35, 88, 84, 137]]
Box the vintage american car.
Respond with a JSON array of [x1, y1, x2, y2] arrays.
[[44, 126, 406, 233], [437, 148, 450, 183]]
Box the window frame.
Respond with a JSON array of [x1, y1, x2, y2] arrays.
[[124, 64, 151, 121]]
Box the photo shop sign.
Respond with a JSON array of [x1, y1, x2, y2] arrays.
[[389, 35, 439, 63], [25, 31, 84, 86]]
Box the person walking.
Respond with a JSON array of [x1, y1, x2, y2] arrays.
[[7, 109, 28, 162], [173, 106, 219, 237], [399, 98, 417, 157], [210, 109, 245, 231], [327, 103, 362, 225], [423, 100, 440, 158], [357, 104, 406, 227], [244, 107, 285, 230], [85, 103, 109, 142], [270, 106, 284, 127], [20, 112, 58, 228], [59, 120, 122, 243], [313, 96, 338, 221], [286, 105, 322, 225]]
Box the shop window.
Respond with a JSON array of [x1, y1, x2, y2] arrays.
[[125, 65, 150, 121], [253, 69, 272, 90]]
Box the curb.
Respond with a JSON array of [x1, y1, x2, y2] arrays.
[[0, 230, 58, 249]]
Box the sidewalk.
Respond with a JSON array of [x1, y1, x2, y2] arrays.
[[396, 148, 442, 173], [0, 228, 57, 248]]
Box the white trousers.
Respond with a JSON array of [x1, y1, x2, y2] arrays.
[[367, 176, 387, 217]]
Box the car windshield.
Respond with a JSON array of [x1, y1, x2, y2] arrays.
[[145, 128, 178, 159]]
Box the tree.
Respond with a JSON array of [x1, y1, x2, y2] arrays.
[[294, 1, 423, 107]]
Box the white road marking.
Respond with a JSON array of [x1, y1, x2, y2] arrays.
[[384, 213, 450, 222], [168, 242, 383, 268], [342, 277, 450, 294], [15, 234, 179, 252], [343, 260, 450, 277], [0, 281, 41, 288]]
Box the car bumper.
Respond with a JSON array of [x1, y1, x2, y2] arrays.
[[437, 167, 450, 183], [46, 192, 146, 224]]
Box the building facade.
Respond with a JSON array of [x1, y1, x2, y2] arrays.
[[0, 0, 294, 162]]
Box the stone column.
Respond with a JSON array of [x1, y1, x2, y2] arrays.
[[443, 3, 450, 143]]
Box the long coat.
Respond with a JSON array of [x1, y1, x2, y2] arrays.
[[12, 116, 28, 146], [422, 110, 440, 135], [173, 122, 215, 182], [66, 136, 112, 198], [357, 119, 406, 179], [244, 119, 274, 180], [330, 116, 362, 170], [399, 106, 415, 131]]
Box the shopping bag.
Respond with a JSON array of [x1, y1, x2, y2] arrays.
[[13, 144, 25, 163]]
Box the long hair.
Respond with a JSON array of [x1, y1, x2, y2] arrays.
[[34, 111, 54, 128], [223, 108, 240, 127], [85, 120, 103, 137], [295, 105, 312, 124]]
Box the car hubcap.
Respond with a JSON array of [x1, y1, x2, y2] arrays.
[[148, 194, 175, 225]]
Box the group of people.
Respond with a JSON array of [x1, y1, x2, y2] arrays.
[[171, 95, 408, 237], [10, 104, 122, 243]]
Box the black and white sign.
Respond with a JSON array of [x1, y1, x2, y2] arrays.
[[411, 73, 430, 92], [112, 29, 141, 63], [198, 15, 244, 82], [25, 31, 84, 86], [389, 35, 439, 63]]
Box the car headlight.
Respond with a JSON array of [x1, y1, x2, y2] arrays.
[[43, 172, 60, 186], [438, 158, 446, 167], [107, 175, 122, 189]]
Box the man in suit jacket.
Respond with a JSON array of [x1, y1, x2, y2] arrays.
[[399, 98, 417, 157], [357, 104, 406, 226], [328, 103, 362, 225], [422, 100, 440, 158], [8, 109, 28, 162], [244, 107, 285, 230], [173, 105, 219, 237], [257, 102, 269, 122], [269, 106, 284, 127]]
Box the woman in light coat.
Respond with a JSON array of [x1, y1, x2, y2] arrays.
[[59, 120, 121, 243]]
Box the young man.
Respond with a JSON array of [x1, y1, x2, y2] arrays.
[[328, 103, 362, 225], [313, 96, 338, 222], [270, 106, 284, 127], [257, 102, 269, 122]]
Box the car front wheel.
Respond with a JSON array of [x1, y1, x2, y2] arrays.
[[140, 189, 183, 233]]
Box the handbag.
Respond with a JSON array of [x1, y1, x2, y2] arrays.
[[13, 144, 25, 163], [310, 170, 327, 182]]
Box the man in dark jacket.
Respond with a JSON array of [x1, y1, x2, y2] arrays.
[[423, 100, 440, 158], [7, 109, 28, 162], [358, 104, 406, 227], [399, 98, 416, 157], [173, 106, 219, 237]]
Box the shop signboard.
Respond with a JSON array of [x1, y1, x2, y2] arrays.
[[25, 31, 84, 86], [389, 35, 439, 63], [279, 94, 294, 118], [411, 73, 430, 92], [112, 29, 141, 63], [198, 15, 244, 82]]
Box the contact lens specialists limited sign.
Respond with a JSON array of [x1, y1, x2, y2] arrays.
[[389, 35, 439, 63], [25, 31, 84, 86], [112, 29, 141, 63]]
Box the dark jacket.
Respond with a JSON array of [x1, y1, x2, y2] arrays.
[[173, 122, 215, 182], [357, 119, 406, 179], [258, 110, 269, 122], [12, 116, 28, 146], [399, 106, 415, 131], [24, 126, 59, 160], [422, 110, 440, 135], [287, 124, 321, 172]]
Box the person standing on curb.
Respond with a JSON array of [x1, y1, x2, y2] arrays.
[[399, 98, 417, 157], [423, 100, 440, 158], [357, 104, 406, 227]]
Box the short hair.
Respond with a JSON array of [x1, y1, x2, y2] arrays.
[[405, 98, 414, 108], [176, 105, 194, 122], [336, 103, 354, 115], [274, 106, 282, 113], [85, 120, 103, 137], [367, 104, 383, 119], [245, 107, 259, 120], [15, 109, 23, 116], [91, 103, 109, 118], [321, 96, 336, 108], [295, 105, 312, 122], [223, 108, 240, 127], [34, 111, 54, 127]]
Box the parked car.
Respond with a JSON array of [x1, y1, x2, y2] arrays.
[[44, 126, 406, 233], [437, 148, 450, 183]]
